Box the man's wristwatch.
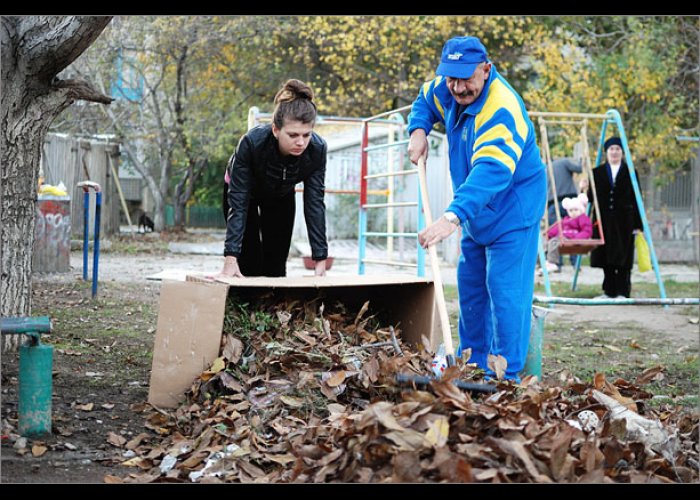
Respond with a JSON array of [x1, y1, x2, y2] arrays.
[[443, 211, 461, 226]]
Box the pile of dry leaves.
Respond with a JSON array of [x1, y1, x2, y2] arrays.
[[107, 296, 698, 484]]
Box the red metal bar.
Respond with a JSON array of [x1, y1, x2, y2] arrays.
[[360, 121, 369, 207]]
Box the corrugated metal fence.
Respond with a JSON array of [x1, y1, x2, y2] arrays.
[[41, 133, 121, 238]]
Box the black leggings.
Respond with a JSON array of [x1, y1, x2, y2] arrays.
[[236, 191, 296, 277]]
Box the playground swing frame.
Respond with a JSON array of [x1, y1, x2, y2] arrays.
[[537, 115, 605, 255], [531, 109, 667, 301]]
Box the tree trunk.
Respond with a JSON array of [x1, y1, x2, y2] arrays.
[[173, 158, 208, 229], [1, 16, 112, 351]]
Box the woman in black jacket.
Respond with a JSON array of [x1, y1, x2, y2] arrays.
[[218, 79, 328, 278], [588, 137, 643, 298]]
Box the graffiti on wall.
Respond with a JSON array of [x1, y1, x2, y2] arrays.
[[34, 197, 71, 272]]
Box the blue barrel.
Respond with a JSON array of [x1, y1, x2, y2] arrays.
[[18, 343, 53, 437]]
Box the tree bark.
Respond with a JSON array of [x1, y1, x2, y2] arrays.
[[1, 16, 112, 351]]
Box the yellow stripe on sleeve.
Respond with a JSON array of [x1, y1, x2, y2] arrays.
[[472, 144, 516, 173], [475, 79, 528, 143], [473, 123, 522, 159], [421, 78, 445, 121], [421, 81, 432, 100], [433, 95, 445, 120]]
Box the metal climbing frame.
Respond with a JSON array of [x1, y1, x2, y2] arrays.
[[357, 105, 427, 276], [531, 109, 667, 300]]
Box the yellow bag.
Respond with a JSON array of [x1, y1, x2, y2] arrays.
[[635, 232, 651, 273]]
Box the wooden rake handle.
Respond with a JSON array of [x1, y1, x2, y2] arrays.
[[417, 157, 456, 365]]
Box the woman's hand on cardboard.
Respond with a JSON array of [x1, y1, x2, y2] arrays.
[[314, 259, 327, 277]]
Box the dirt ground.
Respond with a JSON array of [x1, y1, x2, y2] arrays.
[[1, 233, 698, 484]]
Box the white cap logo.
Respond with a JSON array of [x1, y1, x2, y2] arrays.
[[447, 52, 463, 60]]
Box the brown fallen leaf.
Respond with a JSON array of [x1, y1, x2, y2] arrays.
[[593, 372, 606, 390], [392, 451, 422, 482], [592, 374, 637, 412], [487, 354, 507, 380], [293, 330, 317, 346], [280, 395, 304, 408], [208, 356, 226, 374], [107, 432, 127, 448], [125, 433, 150, 450], [635, 365, 665, 385], [218, 371, 243, 392], [549, 425, 575, 482], [32, 445, 48, 457], [121, 457, 152, 469], [103, 475, 124, 484], [222, 335, 243, 364], [180, 451, 207, 469], [424, 417, 449, 448], [324, 370, 346, 387], [487, 437, 552, 483], [75, 402, 94, 411], [628, 339, 646, 350], [266, 453, 297, 466]]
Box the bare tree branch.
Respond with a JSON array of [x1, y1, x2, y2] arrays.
[[51, 77, 113, 104], [16, 16, 112, 81]]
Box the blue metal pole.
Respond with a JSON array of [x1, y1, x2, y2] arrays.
[[358, 209, 366, 275], [416, 175, 426, 278], [533, 296, 697, 306], [606, 109, 667, 302], [537, 232, 552, 297], [92, 191, 102, 298], [82, 191, 89, 281]]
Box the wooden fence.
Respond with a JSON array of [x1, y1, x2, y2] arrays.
[[40, 133, 121, 238]]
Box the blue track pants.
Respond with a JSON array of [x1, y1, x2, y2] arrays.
[[456, 222, 540, 381]]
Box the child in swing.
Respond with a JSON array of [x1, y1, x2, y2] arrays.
[[545, 192, 593, 272]]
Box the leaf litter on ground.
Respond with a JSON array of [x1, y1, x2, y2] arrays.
[[108, 295, 698, 484]]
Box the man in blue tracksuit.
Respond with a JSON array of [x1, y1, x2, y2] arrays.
[[408, 36, 546, 381]]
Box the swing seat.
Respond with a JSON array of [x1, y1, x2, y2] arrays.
[[558, 238, 604, 255]]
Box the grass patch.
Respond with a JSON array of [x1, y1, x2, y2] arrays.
[[32, 280, 158, 369], [441, 279, 698, 404]]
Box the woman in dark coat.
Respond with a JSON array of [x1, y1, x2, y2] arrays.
[[588, 137, 643, 298], [217, 79, 329, 278]]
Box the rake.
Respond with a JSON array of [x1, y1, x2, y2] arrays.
[[395, 156, 495, 394]]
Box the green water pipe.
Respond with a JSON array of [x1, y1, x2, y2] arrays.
[[18, 343, 53, 437], [1, 316, 53, 437], [523, 306, 550, 380]]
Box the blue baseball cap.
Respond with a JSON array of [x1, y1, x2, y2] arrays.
[[436, 36, 488, 79]]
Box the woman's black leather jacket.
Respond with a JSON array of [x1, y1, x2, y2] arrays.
[[223, 124, 328, 260]]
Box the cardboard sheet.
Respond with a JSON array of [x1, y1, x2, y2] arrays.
[[148, 274, 436, 408], [147, 280, 228, 408]]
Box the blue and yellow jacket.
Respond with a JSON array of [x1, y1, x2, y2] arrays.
[[408, 64, 546, 244]]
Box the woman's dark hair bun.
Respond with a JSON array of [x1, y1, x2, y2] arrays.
[[272, 79, 317, 127], [275, 79, 314, 105]]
